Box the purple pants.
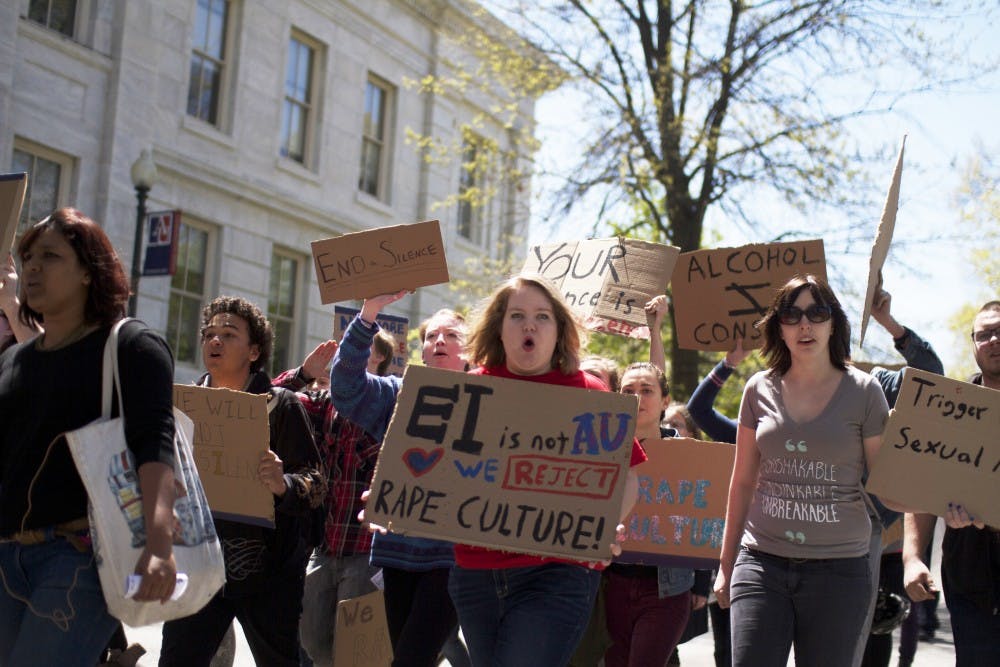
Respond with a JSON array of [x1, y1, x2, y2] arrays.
[[604, 570, 691, 667]]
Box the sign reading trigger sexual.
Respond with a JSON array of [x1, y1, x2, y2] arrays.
[[366, 366, 639, 561]]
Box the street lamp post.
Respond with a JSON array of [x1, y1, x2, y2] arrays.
[[128, 149, 158, 317]]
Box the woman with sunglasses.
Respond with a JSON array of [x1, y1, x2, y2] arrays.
[[713, 274, 892, 666]]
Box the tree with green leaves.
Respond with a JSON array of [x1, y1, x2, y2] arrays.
[[472, 0, 995, 398]]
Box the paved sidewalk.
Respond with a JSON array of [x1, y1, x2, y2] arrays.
[[126, 519, 958, 666]]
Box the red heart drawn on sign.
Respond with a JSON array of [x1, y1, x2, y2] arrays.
[[403, 447, 444, 477]]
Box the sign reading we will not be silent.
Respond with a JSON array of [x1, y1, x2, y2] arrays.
[[311, 220, 450, 304], [523, 237, 680, 339], [867, 368, 1000, 528], [671, 240, 827, 351], [173, 385, 275, 527], [618, 438, 735, 569], [367, 366, 639, 561]]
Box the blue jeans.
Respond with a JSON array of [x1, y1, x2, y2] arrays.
[[0, 540, 118, 666], [730, 548, 870, 667], [945, 588, 1000, 666], [449, 563, 601, 667]]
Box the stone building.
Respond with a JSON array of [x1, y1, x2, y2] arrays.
[[1, 0, 539, 379]]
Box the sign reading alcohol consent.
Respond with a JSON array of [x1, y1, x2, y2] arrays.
[[671, 240, 827, 351], [867, 368, 1000, 527], [173, 385, 274, 527], [311, 220, 450, 304], [367, 366, 638, 561], [523, 237, 680, 338], [618, 438, 735, 568], [334, 306, 409, 376]]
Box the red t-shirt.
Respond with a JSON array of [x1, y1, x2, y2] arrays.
[[454, 364, 647, 570]]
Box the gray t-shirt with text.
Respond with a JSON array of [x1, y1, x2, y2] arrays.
[[738, 366, 889, 559]]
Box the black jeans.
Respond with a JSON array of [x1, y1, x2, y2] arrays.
[[159, 576, 304, 667], [381, 566, 461, 667]]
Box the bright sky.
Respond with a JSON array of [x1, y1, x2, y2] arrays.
[[527, 12, 999, 378]]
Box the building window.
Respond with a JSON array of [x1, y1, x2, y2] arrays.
[[11, 142, 73, 240], [28, 0, 76, 37], [166, 222, 211, 366], [267, 251, 299, 376], [457, 139, 485, 244], [280, 34, 316, 164], [187, 0, 230, 126], [359, 77, 391, 197]]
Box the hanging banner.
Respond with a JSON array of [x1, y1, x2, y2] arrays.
[[142, 210, 182, 276]]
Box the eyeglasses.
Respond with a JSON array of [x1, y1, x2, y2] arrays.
[[972, 327, 1000, 344], [778, 304, 833, 325]]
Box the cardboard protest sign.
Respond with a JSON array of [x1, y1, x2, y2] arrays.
[[367, 365, 638, 561], [173, 385, 274, 527], [334, 305, 408, 376], [522, 237, 680, 339], [0, 172, 28, 253], [334, 590, 393, 667], [859, 136, 906, 347], [617, 438, 735, 569], [671, 240, 827, 351], [311, 220, 449, 304], [867, 368, 1000, 527]]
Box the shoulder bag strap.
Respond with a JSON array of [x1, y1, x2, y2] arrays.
[[101, 318, 132, 419]]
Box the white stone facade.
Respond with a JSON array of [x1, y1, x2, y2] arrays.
[[1, 0, 537, 380]]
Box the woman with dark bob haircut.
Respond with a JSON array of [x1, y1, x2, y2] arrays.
[[713, 274, 904, 666], [0, 208, 179, 665]]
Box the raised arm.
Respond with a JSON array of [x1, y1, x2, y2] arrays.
[[329, 292, 406, 441], [646, 295, 668, 374], [687, 342, 749, 444]]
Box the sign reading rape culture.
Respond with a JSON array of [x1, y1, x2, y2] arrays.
[[522, 237, 680, 339], [671, 240, 827, 351], [618, 438, 735, 568], [311, 220, 450, 304], [173, 385, 274, 527], [867, 368, 1000, 527], [367, 366, 639, 561]]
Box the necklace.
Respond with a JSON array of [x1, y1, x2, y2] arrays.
[[36, 321, 95, 351]]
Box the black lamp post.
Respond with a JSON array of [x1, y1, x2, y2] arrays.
[[128, 149, 157, 317]]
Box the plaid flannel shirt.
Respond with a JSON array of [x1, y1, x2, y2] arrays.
[[273, 368, 381, 557]]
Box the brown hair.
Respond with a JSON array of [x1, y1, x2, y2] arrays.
[[17, 208, 130, 328], [372, 329, 396, 376], [418, 309, 467, 342], [581, 355, 620, 392], [200, 296, 273, 373], [664, 403, 702, 440], [467, 274, 585, 375], [758, 274, 850, 374]]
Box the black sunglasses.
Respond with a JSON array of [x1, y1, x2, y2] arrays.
[[778, 304, 832, 325]]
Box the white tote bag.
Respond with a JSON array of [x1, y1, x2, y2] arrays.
[[66, 319, 226, 626]]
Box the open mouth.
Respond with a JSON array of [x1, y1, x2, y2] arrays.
[[522, 336, 535, 351]]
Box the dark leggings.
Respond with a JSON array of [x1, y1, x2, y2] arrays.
[[382, 566, 461, 667], [862, 553, 918, 667]]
